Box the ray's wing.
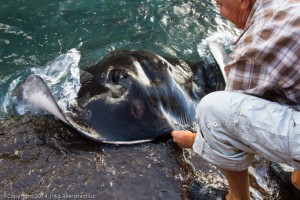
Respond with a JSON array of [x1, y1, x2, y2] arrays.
[[14, 75, 68, 124], [208, 42, 231, 84]]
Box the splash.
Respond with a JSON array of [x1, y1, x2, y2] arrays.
[[0, 76, 22, 114], [30, 49, 81, 112], [11, 49, 81, 117], [197, 31, 237, 64]]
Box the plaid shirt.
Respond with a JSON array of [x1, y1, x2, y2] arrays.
[[225, 0, 300, 110]]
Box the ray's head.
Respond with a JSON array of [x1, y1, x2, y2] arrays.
[[72, 51, 205, 144]]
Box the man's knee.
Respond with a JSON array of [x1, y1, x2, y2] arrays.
[[196, 92, 222, 113], [195, 91, 233, 123]]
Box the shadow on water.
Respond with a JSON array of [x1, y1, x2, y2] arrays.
[[0, 115, 295, 199]]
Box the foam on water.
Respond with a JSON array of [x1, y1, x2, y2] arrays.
[[0, 23, 33, 40]]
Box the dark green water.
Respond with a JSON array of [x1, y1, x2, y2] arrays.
[[0, 0, 238, 117]]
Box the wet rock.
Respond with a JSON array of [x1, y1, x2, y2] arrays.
[[0, 115, 294, 199]]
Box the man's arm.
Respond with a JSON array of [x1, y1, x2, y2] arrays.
[[171, 130, 196, 148]]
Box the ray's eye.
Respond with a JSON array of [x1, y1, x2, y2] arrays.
[[109, 68, 126, 83]]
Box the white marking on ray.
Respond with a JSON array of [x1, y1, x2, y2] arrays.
[[156, 54, 191, 84], [132, 60, 151, 85]]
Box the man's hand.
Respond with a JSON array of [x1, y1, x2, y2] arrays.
[[171, 130, 196, 148]]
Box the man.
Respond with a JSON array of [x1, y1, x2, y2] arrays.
[[171, 0, 300, 199]]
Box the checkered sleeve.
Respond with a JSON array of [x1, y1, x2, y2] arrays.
[[224, 0, 300, 109]]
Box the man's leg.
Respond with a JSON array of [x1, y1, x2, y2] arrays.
[[191, 91, 256, 200], [191, 91, 300, 199], [222, 169, 250, 200], [292, 170, 300, 190]]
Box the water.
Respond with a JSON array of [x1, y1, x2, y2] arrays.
[[0, 0, 238, 118], [0, 1, 287, 199]]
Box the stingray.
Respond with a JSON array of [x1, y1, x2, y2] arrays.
[[14, 44, 228, 144]]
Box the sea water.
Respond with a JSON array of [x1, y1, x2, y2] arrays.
[[0, 0, 238, 118]]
